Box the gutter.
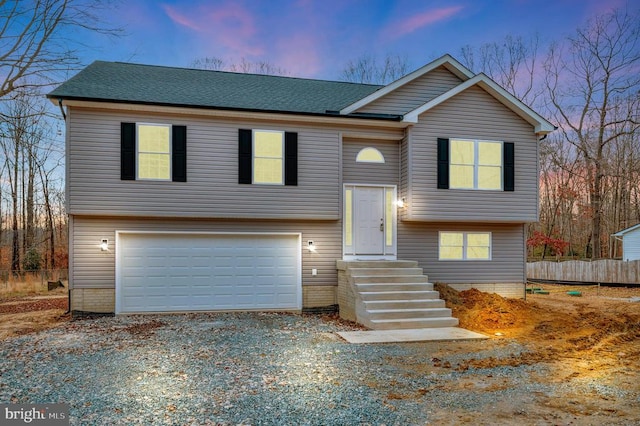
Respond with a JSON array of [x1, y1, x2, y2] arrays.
[[48, 96, 403, 122]]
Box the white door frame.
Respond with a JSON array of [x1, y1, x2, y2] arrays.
[[343, 184, 397, 260]]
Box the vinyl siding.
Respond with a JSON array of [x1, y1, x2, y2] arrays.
[[399, 134, 409, 221], [623, 228, 640, 261], [70, 216, 341, 289], [67, 108, 353, 219], [407, 85, 539, 222], [357, 67, 463, 115], [342, 139, 399, 185], [398, 222, 525, 283]]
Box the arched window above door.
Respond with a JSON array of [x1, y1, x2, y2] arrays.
[[356, 147, 385, 163]]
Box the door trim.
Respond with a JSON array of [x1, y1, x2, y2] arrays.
[[342, 184, 397, 260]]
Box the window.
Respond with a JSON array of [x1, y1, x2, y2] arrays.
[[137, 124, 171, 180], [120, 122, 187, 182], [450, 139, 502, 190], [253, 130, 284, 184], [356, 147, 385, 163], [437, 138, 514, 191], [439, 231, 491, 260], [238, 129, 298, 186]]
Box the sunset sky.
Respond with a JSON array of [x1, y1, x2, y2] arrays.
[[76, 0, 629, 79]]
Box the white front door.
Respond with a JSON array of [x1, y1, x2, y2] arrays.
[[354, 187, 385, 254]]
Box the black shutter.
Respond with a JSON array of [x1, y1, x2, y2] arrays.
[[238, 129, 252, 184], [121, 122, 136, 180], [172, 125, 187, 182], [503, 142, 515, 191], [437, 138, 449, 189], [284, 132, 298, 186]]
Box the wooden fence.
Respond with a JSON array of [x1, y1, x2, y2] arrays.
[[527, 260, 640, 284]]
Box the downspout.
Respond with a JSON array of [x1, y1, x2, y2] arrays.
[[57, 98, 67, 121], [58, 98, 71, 315]]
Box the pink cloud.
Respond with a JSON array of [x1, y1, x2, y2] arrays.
[[162, 2, 264, 57], [163, 5, 201, 31], [385, 6, 464, 39], [274, 35, 322, 77]]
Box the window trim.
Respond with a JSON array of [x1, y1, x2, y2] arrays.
[[438, 231, 492, 261], [449, 138, 503, 191], [136, 122, 172, 181], [252, 129, 285, 185]]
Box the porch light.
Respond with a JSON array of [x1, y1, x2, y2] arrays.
[[395, 198, 406, 208], [307, 240, 317, 252], [100, 239, 109, 251]]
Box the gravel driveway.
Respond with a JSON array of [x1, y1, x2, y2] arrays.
[[0, 313, 633, 425]]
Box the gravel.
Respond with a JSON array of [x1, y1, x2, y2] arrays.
[[0, 312, 633, 425]]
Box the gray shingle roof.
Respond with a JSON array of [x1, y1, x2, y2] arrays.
[[48, 61, 385, 116]]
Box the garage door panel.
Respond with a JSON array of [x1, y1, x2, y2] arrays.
[[117, 233, 301, 313]]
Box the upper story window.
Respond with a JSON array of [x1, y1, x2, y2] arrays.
[[238, 129, 298, 186], [356, 147, 385, 163], [121, 122, 187, 182], [450, 139, 502, 190], [253, 130, 284, 184], [137, 124, 171, 180], [439, 231, 492, 260], [437, 138, 514, 192]]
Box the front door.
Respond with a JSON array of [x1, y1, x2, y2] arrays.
[[344, 185, 397, 258], [354, 187, 385, 254]]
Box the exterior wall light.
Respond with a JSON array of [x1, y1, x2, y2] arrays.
[[100, 239, 109, 251], [395, 198, 406, 208], [307, 240, 317, 252]]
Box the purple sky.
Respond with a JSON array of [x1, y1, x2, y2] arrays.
[[81, 0, 628, 79]]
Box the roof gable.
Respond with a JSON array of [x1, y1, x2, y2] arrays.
[[339, 54, 474, 114], [613, 223, 640, 236], [403, 73, 556, 135]]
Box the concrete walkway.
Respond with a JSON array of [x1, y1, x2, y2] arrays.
[[337, 327, 488, 344]]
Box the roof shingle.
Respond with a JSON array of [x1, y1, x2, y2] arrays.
[[48, 61, 384, 116]]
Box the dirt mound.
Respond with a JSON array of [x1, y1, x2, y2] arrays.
[[436, 283, 640, 373], [435, 284, 535, 334]]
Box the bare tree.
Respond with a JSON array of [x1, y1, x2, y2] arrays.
[[460, 34, 542, 106], [543, 8, 640, 258], [0, 0, 122, 99], [190, 56, 288, 76], [340, 54, 410, 84]]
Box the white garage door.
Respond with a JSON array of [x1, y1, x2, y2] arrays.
[[116, 233, 301, 313]]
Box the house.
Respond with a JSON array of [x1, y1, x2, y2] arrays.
[[48, 54, 554, 323], [613, 223, 640, 261]]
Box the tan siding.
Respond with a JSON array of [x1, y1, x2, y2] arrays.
[[342, 139, 399, 185], [71, 216, 341, 289], [358, 67, 462, 115], [398, 222, 525, 283], [67, 109, 345, 219], [399, 135, 409, 221], [408, 85, 539, 222]]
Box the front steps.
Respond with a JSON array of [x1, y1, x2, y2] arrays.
[[336, 260, 459, 330]]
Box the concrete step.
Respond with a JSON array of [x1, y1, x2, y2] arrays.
[[367, 307, 453, 320], [369, 317, 460, 330], [338, 260, 418, 269], [363, 299, 445, 310], [348, 267, 424, 276], [351, 275, 430, 284], [356, 283, 434, 292], [359, 290, 440, 301]]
